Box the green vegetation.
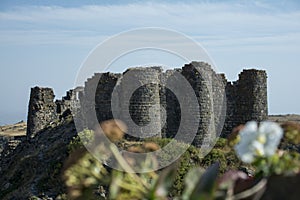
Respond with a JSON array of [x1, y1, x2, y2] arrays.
[[68, 129, 95, 152], [62, 120, 300, 199]]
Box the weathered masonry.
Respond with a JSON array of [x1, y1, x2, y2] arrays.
[[26, 62, 268, 146]]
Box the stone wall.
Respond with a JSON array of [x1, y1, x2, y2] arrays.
[[222, 69, 268, 136], [160, 69, 182, 138], [26, 87, 57, 138], [26, 62, 268, 147], [26, 87, 83, 138]]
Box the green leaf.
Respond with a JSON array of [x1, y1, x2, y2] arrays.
[[182, 167, 205, 200], [149, 164, 177, 199], [109, 171, 123, 199], [189, 162, 220, 200]]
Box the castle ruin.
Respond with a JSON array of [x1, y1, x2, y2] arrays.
[[26, 62, 268, 146]]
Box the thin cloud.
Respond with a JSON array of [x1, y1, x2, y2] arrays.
[[0, 2, 299, 73], [1, 3, 299, 30], [0, 2, 299, 50]]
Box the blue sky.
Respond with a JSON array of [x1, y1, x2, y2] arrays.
[[0, 0, 300, 125]]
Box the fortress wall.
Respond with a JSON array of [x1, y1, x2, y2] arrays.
[[81, 73, 102, 129], [212, 73, 227, 138], [94, 73, 121, 126], [160, 69, 182, 138], [222, 82, 237, 137], [56, 88, 82, 117], [26, 87, 83, 138], [26, 62, 268, 143]]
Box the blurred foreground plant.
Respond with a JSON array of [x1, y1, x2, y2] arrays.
[[63, 120, 220, 200], [63, 120, 300, 200], [234, 121, 300, 177], [216, 120, 300, 200]]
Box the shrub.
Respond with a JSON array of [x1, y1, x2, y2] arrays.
[[68, 129, 94, 153]]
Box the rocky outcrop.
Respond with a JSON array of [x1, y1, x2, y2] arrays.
[[0, 117, 77, 199]]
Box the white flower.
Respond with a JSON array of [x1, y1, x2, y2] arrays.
[[234, 121, 283, 163]]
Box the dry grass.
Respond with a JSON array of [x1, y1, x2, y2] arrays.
[[0, 121, 26, 136], [0, 114, 299, 137], [268, 114, 300, 124]]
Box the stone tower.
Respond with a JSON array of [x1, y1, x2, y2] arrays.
[[222, 69, 268, 136], [26, 62, 268, 145], [26, 87, 57, 138]]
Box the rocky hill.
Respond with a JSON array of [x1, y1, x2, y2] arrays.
[[0, 121, 26, 137], [0, 116, 77, 199], [0, 114, 300, 199], [0, 121, 27, 158]]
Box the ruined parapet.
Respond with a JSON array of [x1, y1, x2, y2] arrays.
[[68, 87, 84, 130], [56, 87, 83, 126], [26, 87, 57, 138]]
